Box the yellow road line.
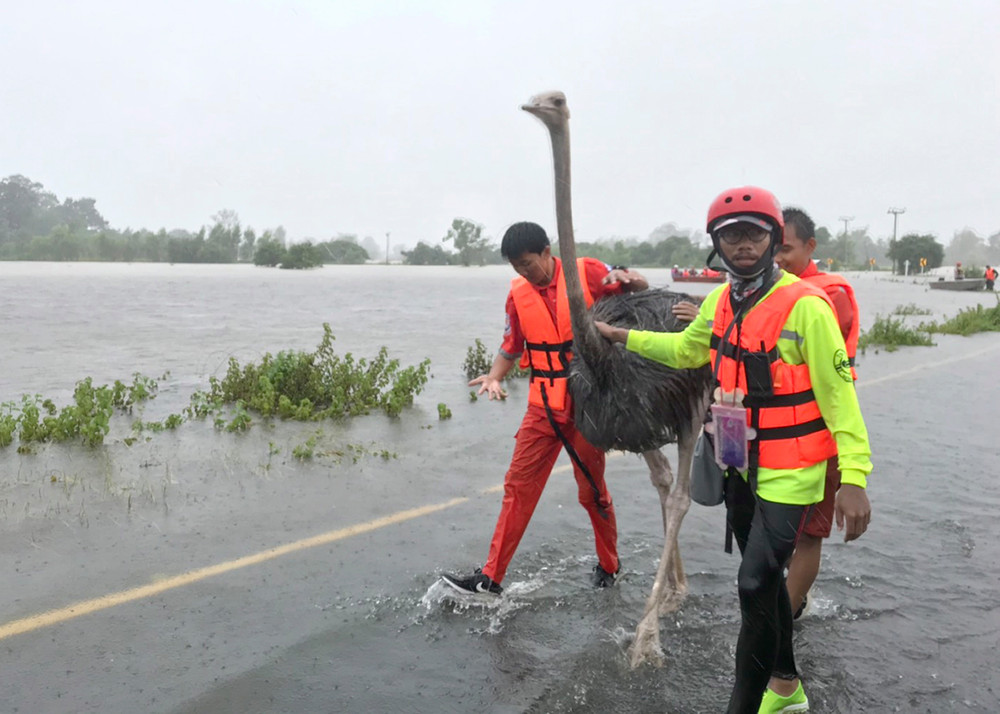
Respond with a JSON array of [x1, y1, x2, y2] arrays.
[[0, 496, 468, 642]]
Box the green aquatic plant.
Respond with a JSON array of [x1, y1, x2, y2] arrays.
[[437, 403, 452, 420], [1, 327, 430, 454], [891, 303, 932, 316], [190, 323, 430, 421], [8, 377, 158, 448], [292, 432, 320, 460], [921, 298, 1000, 336], [857, 315, 935, 353], [463, 338, 529, 381]]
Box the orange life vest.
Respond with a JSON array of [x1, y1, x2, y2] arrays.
[[710, 280, 838, 470], [986, 267, 997, 281], [511, 258, 595, 411], [801, 271, 860, 380]]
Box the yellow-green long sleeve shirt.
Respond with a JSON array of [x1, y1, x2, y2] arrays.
[[626, 271, 872, 505]]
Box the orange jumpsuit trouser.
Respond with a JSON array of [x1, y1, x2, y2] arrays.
[[482, 405, 618, 584]]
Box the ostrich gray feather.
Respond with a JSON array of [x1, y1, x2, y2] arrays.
[[569, 288, 714, 452]]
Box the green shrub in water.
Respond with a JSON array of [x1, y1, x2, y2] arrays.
[[463, 338, 529, 381], [892, 303, 932, 316], [921, 298, 1000, 336], [857, 315, 935, 353], [189, 323, 431, 421], [1, 374, 160, 449]]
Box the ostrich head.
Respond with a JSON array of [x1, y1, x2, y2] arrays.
[[521, 91, 570, 129]]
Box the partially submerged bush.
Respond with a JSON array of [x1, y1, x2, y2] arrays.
[[892, 303, 932, 316], [921, 298, 1000, 336], [463, 338, 529, 381], [190, 323, 431, 422], [0, 374, 160, 449], [858, 315, 935, 353], [0, 326, 431, 451]]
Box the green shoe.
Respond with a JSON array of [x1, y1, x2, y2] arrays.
[[758, 681, 808, 713]]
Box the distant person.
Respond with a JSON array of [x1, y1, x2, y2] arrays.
[[985, 265, 996, 291], [595, 186, 872, 714], [955, 262, 964, 280], [441, 221, 648, 597], [777, 207, 861, 621]]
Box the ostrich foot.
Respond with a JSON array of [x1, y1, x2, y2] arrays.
[[628, 608, 665, 668]]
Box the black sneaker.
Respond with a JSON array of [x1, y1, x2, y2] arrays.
[[591, 564, 621, 588], [440, 568, 502, 596]]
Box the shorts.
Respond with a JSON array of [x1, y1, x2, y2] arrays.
[[802, 460, 841, 539]]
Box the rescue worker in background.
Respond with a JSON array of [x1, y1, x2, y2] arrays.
[[441, 221, 648, 596], [776, 207, 861, 622], [595, 187, 872, 714], [955, 262, 964, 279], [984, 265, 996, 291]]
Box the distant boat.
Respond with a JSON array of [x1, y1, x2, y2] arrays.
[[929, 278, 986, 291], [672, 269, 726, 283]]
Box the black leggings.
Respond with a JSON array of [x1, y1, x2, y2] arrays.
[[725, 474, 809, 714]]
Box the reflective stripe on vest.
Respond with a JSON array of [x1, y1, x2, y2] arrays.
[[802, 271, 860, 379], [710, 280, 838, 470], [510, 258, 595, 411]]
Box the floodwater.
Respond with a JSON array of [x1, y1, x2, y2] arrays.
[[1, 262, 998, 713]]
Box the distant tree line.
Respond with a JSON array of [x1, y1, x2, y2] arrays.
[[5, 174, 996, 272], [0, 175, 371, 269]]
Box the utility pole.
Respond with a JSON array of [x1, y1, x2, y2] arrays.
[[888, 207, 906, 275], [838, 216, 854, 267], [385, 232, 390, 266]]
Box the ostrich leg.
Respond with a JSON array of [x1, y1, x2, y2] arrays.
[[627, 410, 705, 669]]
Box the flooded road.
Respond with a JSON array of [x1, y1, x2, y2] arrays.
[[1, 262, 998, 713]]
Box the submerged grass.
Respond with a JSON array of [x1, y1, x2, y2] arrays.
[[463, 338, 530, 381], [1, 374, 160, 450], [189, 323, 431, 427], [857, 314, 935, 353], [892, 303, 933, 316], [1, 324, 432, 451], [921, 298, 1000, 336]]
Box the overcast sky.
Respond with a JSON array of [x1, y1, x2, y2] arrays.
[[3, 0, 998, 249]]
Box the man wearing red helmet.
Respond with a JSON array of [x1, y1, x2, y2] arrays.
[[595, 187, 872, 714]]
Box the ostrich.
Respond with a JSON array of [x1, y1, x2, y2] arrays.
[[522, 91, 714, 667]]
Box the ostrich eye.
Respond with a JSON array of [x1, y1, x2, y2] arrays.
[[553, 98, 564, 107]]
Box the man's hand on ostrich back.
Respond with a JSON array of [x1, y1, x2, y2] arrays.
[[601, 268, 649, 292], [594, 321, 629, 345], [671, 300, 700, 323]]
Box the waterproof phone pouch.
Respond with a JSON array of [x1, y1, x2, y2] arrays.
[[710, 402, 750, 470]]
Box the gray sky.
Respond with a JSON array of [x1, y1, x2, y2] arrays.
[[3, 0, 998, 248]]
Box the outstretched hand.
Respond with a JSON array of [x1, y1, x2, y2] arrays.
[[835, 483, 871, 542], [469, 374, 507, 401]]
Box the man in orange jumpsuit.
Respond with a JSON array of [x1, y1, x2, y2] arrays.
[[442, 221, 647, 595]]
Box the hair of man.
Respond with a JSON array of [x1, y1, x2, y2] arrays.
[[501, 221, 550, 260], [782, 207, 815, 244]]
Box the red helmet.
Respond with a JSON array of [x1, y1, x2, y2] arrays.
[[706, 186, 784, 235]]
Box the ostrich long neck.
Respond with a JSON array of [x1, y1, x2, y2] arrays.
[[548, 122, 604, 358]]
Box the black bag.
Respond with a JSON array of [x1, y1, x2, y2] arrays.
[[690, 428, 725, 506]]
